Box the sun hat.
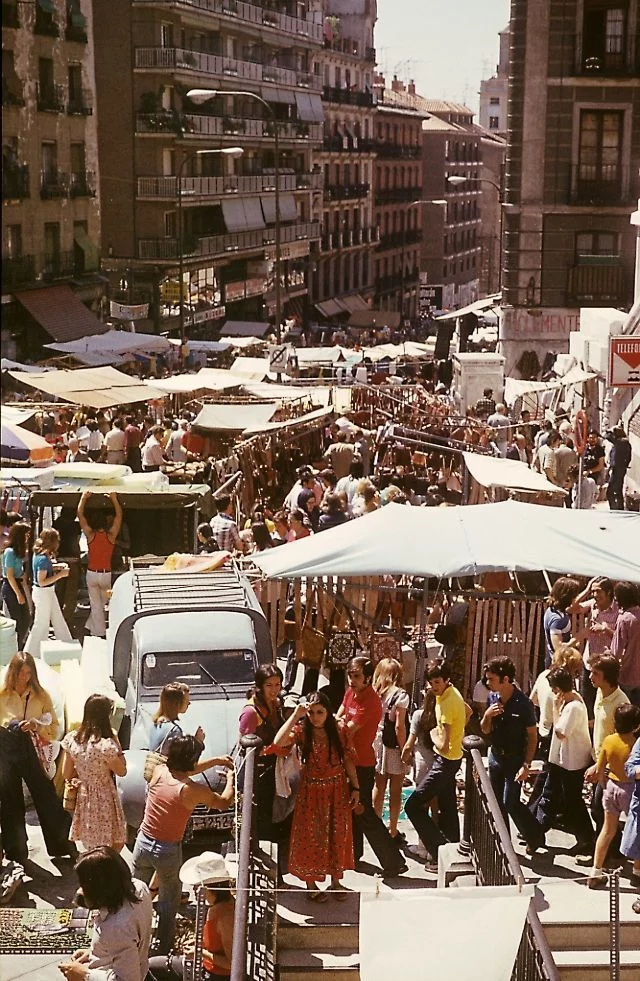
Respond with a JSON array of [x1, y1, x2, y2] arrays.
[[179, 851, 238, 886]]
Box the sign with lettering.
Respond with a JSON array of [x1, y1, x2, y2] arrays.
[[499, 307, 580, 341], [419, 284, 443, 310], [608, 336, 640, 388], [264, 241, 310, 261], [183, 306, 226, 326], [110, 301, 149, 321]]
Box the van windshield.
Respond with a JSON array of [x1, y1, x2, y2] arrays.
[[141, 650, 255, 689]]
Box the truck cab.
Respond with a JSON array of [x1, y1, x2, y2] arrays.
[[108, 562, 272, 836]]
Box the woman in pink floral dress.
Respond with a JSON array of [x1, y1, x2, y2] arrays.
[[62, 694, 127, 852]]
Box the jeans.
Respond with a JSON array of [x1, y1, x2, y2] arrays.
[[24, 585, 72, 657], [488, 750, 543, 849], [86, 570, 112, 637], [580, 667, 597, 720], [606, 472, 625, 511], [0, 725, 71, 862], [405, 754, 461, 861], [352, 765, 403, 873], [535, 764, 594, 848], [132, 831, 182, 954], [1, 578, 30, 648]]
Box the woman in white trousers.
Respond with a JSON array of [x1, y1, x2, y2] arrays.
[[24, 529, 72, 657], [77, 490, 122, 638]]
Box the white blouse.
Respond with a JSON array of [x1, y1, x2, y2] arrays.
[[549, 697, 592, 771]]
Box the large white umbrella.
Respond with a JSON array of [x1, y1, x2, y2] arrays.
[[0, 421, 54, 466], [253, 501, 640, 582]]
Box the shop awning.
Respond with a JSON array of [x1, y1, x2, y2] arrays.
[[260, 194, 298, 224], [221, 320, 271, 338], [44, 329, 170, 357], [8, 365, 166, 408], [294, 91, 324, 122], [462, 452, 565, 496], [73, 226, 100, 273], [339, 293, 369, 313], [349, 309, 401, 329], [261, 87, 296, 104], [15, 285, 109, 343], [436, 294, 502, 321], [221, 198, 265, 233], [315, 298, 348, 318], [242, 405, 333, 435], [193, 402, 278, 433]]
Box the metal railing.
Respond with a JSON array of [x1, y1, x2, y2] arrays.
[[1, 254, 36, 290], [133, 0, 323, 45], [325, 182, 370, 201], [136, 172, 321, 198], [40, 169, 70, 199], [461, 737, 560, 981], [375, 186, 423, 204], [138, 220, 320, 260], [135, 46, 321, 90], [322, 86, 375, 107], [229, 734, 278, 981], [37, 83, 65, 113], [67, 88, 93, 114]]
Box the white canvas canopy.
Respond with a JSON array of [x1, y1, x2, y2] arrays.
[[193, 402, 278, 433], [463, 453, 565, 496], [9, 366, 167, 408], [253, 500, 640, 581], [44, 329, 170, 357]]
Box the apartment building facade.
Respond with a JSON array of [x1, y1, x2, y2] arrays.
[[479, 26, 509, 138], [373, 79, 424, 320], [312, 0, 379, 322], [2, 0, 104, 360], [93, 0, 325, 335], [501, 0, 640, 375]]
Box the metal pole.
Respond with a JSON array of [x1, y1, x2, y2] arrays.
[[609, 867, 621, 981], [273, 109, 282, 346], [459, 734, 485, 855], [230, 734, 262, 981], [178, 154, 186, 368]]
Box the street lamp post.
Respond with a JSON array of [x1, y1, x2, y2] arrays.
[[187, 88, 283, 344], [446, 174, 503, 291], [177, 146, 242, 365]]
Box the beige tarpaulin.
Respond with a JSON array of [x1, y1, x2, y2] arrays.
[[193, 402, 278, 433], [9, 366, 166, 408], [462, 452, 565, 495], [242, 405, 333, 436]]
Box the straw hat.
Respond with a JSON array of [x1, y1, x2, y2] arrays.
[[179, 851, 238, 886]]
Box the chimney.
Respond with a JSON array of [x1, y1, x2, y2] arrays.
[[391, 75, 404, 93], [408, 79, 416, 96]]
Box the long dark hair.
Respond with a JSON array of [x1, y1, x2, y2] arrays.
[[252, 664, 283, 716], [417, 687, 437, 742], [75, 694, 114, 744], [75, 847, 140, 913], [7, 521, 30, 559], [299, 691, 344, 766]]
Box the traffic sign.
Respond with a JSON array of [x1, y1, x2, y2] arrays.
[[608, 336, 640, 387], [269, 344, 290, 373]]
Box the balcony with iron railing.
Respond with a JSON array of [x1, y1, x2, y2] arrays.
[[2, 255, 36, 291], [320, 226, 378, 251], [134, 46, 321, 90], [2, 80, 24, 108], [377, 228, 423, 250], [375, 185, 422, 204], [40, 169, 69, 199], [569, 164, 635, 206], [65, 16, 88, 43], [376, 266, 419, 293], [138, 220, 320, 260], [67, 88, 93, 115], [70, 170, 96, 197], [325, 182, 370, 202], [322, 136, 376, 153], [135, 111, 322, 144], [374, 142, 422, 159], [2, 165, 29, 201], [34, 4, 58, 37], [136, 171, 322, 199], [567, 261, 627, 306], [132, 0, 323, 45], [322, 85, 376, 108], [561, 32, 640, 77], [2, 0, 19, 27], [41, 250, 77, 280], [37, 83, 65, 113]]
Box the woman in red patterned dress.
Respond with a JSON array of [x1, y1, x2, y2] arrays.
[[273, 691, 359, 901]]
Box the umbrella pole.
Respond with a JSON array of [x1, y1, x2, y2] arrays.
[[414, 578, 429, 705]]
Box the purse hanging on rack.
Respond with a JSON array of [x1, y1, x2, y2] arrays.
[[297, 598, 326, 669], [370, 631, 403, 665], [325, 594, 360, 669]]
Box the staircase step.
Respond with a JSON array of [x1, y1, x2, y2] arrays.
[[553, 948, 640, 981], [536, 879, 640, 951], [278, 948, 359, 980], [279, 922, 359, 950], [544, 920, 640, 950]]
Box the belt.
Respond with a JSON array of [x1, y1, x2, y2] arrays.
[[88, 568, 111, 574]]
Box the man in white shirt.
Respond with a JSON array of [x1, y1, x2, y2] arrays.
[[166, 421, 188, 463], [141, 426, 167, 472], [486, 404, 511, 457], [104, 419, 126, 465]]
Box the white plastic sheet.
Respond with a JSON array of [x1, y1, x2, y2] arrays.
[[359, 886, 533, 981]]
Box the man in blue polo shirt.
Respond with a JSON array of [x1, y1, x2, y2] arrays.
[[481, 655, 542, 853]]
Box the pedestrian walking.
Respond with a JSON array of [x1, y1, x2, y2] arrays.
[[23, 528, 72, 657], [0, 520, 31, 648]]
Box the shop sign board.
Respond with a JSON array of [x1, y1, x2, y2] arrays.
[[608, 335, 640, 387]]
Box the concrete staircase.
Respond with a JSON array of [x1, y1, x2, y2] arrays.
[[277, 889, 360, 981], [536, 879, 640, 981]]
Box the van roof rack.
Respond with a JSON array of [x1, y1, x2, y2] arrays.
[[130, 564, 249, 614]]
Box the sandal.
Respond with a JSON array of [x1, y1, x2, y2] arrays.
[[306, 889, 329, 903]]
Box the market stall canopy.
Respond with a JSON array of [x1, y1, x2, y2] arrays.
[[193, 402, 278, 433], [349, 310, 402, 329], [242, 405, 333, 436], [1, 421, 54, 465], [44, 329, 170, 358], [2, 358, 56, 373], [219, 335, 266, 349], [241, 383, 332, 406], [221, 321, 272, 338], [253, 500, 640, 581], [143, 373, 234, 395], [8, 366, 167, 408], [436, 294, 501, 321], [1, 405, 38, 425], [14, 285, 109, 344], [504, 366, 598, 407], [463, 452, 565, 496], [167, 338, 232, 353]]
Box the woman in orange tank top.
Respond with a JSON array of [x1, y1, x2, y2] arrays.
[[77, 489, 122, 637]]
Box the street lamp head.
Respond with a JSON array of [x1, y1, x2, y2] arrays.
[[186, 88, 221, 104], [196, 147, 244, 157], [446, 176, 467, 186]]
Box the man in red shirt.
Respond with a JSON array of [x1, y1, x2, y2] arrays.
[[337, 656, 407, 877], [124, 415, 143, 473]]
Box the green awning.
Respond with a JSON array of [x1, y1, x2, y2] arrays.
[[74, 226, 100, 273]]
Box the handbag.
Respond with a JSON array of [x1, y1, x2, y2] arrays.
[[382, 690, 409, 749], [297, 601, 326, 669], [370, 632, 402, 665], [143, 750, 167, 782], [30, 732, 59, 780], [63, 779, 79, 813], [325, 595, 360, 669]]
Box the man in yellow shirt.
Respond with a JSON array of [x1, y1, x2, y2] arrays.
[[405, 661, 467, 870]]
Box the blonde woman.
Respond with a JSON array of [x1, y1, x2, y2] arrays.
[[149, 682, 204, 754], [372, 657, 409, 841], [24, 528, 72, 657]]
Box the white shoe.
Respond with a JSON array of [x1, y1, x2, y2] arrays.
[[406, 843, 428, 861]]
